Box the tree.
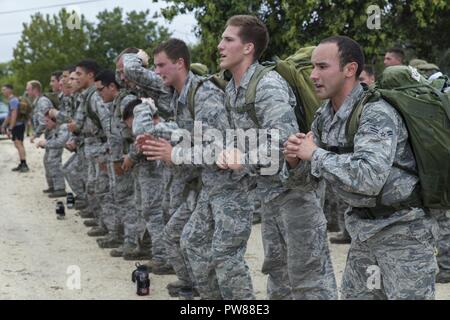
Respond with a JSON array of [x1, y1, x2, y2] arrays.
[[11, 7, 171, 91], [159, 0, 450, 73], [87, 7, 171, 69], [12, 9, 92, 91]]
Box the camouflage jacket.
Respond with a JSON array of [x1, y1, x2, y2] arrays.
[[45, 123, 70, 150], [73, 85, 110, 159], [107, 90, 137, 161], [32, 95, 54, 138], [121, 53, 173, 116], [281, 84, 426, 241], [225, 62, 298, 201]]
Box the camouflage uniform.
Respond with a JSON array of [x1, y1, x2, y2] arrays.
[[105, 91, 138, 246], [32, 95, 55, 189], [130, 103, 170, 264], [281, 84, 439, 300], [73, 85, 113, 232], [223, 62, 337, 300], [121, 54, 175, 264], [44, 123, 70, 191], [61, 93, 87, 201], [433, 209, 450, 277], [324, 185, 350, 235]]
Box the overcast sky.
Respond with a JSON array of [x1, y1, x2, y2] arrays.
[[0, 0, 198, 63]]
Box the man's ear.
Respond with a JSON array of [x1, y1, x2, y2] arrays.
[[176, 58, 185, 71], [344, 62, 358, 79], [243, 42, 254, 56]]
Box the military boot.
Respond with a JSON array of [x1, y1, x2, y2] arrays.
[[109, 245, 124, 258], [79, 209, 94, 219], [252, 212, 261, 225], [123, 246, 152, 261], [152, 261, 176, 275], [42, 187, 54, 193], [436, 270, 450, 283], [74, 197, 88, 210], [87, 226, 108, 237], [83, 219, 98, 227], [97, 232, 123, 249], [48, 189, 67, 198], [167, 280, 199, 298], [330, 230, 351, 244]]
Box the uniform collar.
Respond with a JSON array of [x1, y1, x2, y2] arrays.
[[227, 62, 259, 94], [325, 84, 364, 120], [177, 71, 195, 106]]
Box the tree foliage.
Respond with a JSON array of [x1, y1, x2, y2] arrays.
[[10, 7, 171, 92], [160, 0, 450, 73]]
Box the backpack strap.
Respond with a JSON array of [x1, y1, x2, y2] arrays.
[[240, 64, 276, 129], [84, 89, 103, 131]]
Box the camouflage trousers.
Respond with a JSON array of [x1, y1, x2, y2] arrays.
[[86, 156, 112, 230], [341, 214, 438, 299], [434, 210, 450, 273], [44, 147, 66, 191], [163, 173, 199, 286], [181, 188, 255, 300], [62, 150, 87, 200], [133, 161, 166, 261], [107, 159, 135, 243], [324, 185, 348, 232], [261, 188, 338, 300]]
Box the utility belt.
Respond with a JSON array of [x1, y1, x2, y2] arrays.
[[84, 135, 107, 143], [349, 186, 424, 220]]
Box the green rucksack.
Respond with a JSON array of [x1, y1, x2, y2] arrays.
[[17, 96, 33, 121], [189, 47, 320, 130], [43, 92, 61, 109], [225, 46, 320, 131], [346, 65, 450, 209], [186, 68, 231, 119]]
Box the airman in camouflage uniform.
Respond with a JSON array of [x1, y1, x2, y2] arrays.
[[28, 81, 55, 192], [209, 16, 337, 300], [117, 50, 174, 272], [282, 36, 438, 299], [38, 117, 70, 194], [94, 69, 147, 259]]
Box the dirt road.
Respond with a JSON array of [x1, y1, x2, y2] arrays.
[[1, 137, 449, 299]]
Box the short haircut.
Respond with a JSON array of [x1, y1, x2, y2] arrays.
[[51, 71, 63, 80], [76, 59, 101, 77], [226, 15, 269, 61], [2, 84, 13, 90], [386, 48, 404, 62], [320, 35, 365, 78], [363, 64, 375, 77], [63, 65, 76, 73], [154, 38, 191, 70], [27, 80, 42, 92], [123, 99, 142, 121], [95, 69, 120, 89], [116, 47, 140, 63]]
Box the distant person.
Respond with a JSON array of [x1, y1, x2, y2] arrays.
[[358, 65, 376, 86], [1, 84, 29, 172], [384, 48, 404, 67]]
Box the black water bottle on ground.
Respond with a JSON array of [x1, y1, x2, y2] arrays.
[[132, 263, 150, 296], [66, 192, 75, 209], [56, 201, 65, 220]]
